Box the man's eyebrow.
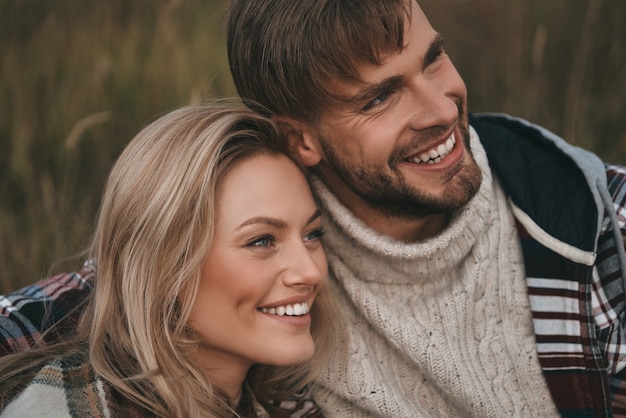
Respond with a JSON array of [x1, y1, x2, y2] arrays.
[[425, 33, 445, 65], [339, 76, 403, 107], [337, 33, 445, 108]]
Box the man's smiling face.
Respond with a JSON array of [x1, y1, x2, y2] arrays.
[[306, 1, 482, 238]]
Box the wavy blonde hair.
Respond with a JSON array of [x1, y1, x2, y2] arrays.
[[0, 103, 337, 417]]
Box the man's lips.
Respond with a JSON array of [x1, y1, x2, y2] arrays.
[[405, 131, 457, 165]]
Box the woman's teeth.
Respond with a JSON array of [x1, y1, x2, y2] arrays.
[[259, 302, 309, 316], [411, 132, 456, 164]]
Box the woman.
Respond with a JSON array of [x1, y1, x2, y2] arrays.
[[0, 103, 336, 417]]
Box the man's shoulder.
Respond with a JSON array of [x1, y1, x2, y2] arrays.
[[470, 112, 569, 150], [470, 113, 612, 252], [0, 261, 94, 355]]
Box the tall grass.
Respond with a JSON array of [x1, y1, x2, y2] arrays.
[[1, 0, 625, 293], [423, 0, 626, 154], [0, 0, 234, 292]]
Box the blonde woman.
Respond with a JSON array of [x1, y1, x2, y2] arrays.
[[0, 103, 336, 417]]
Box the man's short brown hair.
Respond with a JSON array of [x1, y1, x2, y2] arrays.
[[227, 0, 412, 123]]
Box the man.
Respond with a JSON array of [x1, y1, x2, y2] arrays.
[[2, 0, 625, 416], [226, 0, 626, 416]]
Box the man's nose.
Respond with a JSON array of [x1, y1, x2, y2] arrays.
[[405, 72, 464, 131]]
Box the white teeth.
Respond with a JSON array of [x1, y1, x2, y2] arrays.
[[293, 303, 304, 315], [445, 137, 454, 151], [259, 302, 309, 316], [410, 132, 456, 164]]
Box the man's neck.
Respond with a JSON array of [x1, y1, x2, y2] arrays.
[[344, 199, 450, 243], [316, 171, 450, 242]]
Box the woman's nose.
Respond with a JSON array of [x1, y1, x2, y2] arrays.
[[282, 242, 325, 288]]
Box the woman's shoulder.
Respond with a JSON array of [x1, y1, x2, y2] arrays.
[[1, 350, 112, 418]]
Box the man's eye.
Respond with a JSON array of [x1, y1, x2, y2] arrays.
[[363, 90, 393, 111], [425, 47, 444, 69], [247, 235, 275, 247]]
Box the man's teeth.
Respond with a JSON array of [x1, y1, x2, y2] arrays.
[[259, 302, 309, 316], [411, 133, 456, 164]]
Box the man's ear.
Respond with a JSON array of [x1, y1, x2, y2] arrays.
[[274, 117, 323, 167]]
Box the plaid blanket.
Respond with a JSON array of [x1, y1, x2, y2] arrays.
[[0, 261, 93, 355]]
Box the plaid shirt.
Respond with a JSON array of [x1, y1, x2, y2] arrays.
[[517, 165, 626, 418], [2, 115, 626, 417], [474, 113, 626, 417]]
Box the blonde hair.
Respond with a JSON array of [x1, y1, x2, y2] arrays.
[[0, 103, 337, 417]]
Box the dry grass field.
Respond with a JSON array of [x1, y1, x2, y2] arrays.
[[1, 0, 625, 293]]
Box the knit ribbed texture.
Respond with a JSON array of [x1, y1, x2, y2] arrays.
[[311, 128, 558, 417]]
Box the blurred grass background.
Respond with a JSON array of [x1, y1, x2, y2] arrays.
[[1, 0, 625, 293]]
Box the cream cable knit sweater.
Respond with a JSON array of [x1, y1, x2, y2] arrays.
[[311, 129, 559, 417]]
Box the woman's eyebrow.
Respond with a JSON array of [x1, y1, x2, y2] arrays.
[[236, 209, 321, 231], [236, 217, 285, 230], [307, 209, 322, 224]]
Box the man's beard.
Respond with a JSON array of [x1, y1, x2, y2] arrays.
[[317, 115, 482, 220]]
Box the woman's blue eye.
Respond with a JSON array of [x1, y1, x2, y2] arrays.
[[304, 228, 325, 242], [247, 235, 274, 247]]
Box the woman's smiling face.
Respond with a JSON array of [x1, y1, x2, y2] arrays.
[[188, 152, 327, 382]]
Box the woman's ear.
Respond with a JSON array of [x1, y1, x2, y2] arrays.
[[274, 117, 323, 167]]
